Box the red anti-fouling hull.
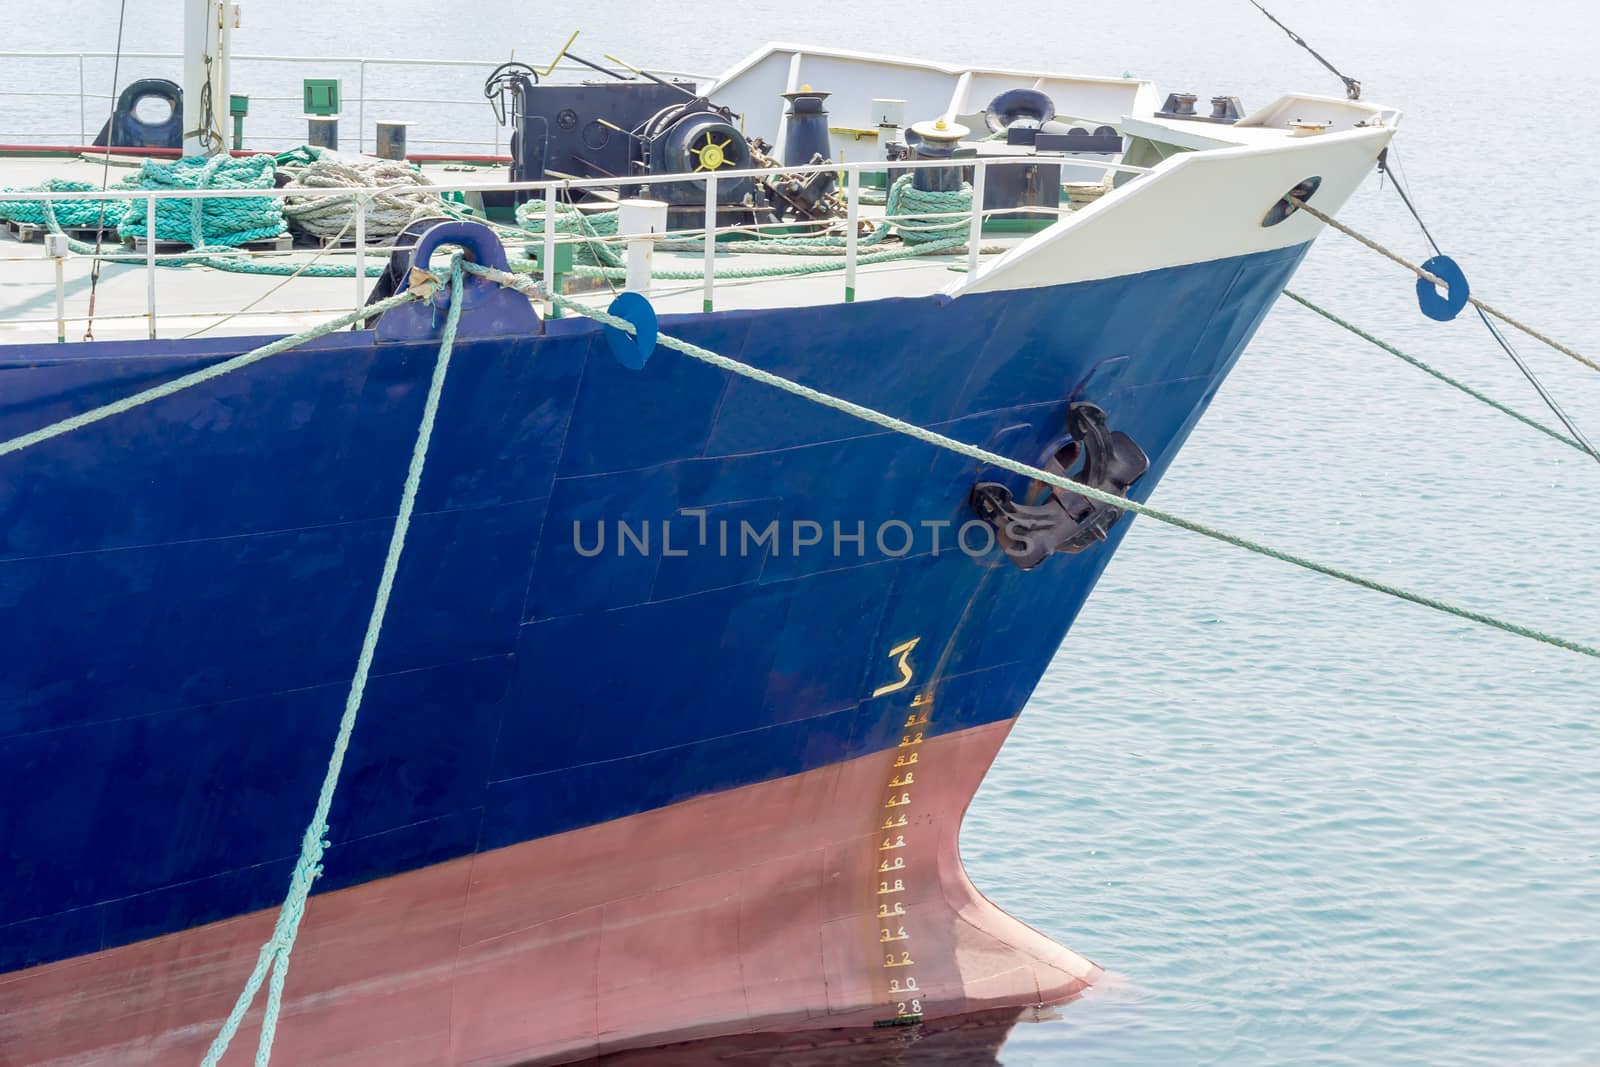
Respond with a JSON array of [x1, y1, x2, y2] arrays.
[[0, 717, 1097, 1064]]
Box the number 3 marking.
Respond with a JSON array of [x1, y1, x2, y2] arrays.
[[872, 638, 921, 698]]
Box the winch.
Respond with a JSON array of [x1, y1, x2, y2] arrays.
[[486, 59, 772, 228], [635, 98, 758, 216]]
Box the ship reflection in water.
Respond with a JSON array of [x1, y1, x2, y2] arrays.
[[587, 1005, 1072, 1066]]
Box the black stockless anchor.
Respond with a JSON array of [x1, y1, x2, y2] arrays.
[[970, 403, 1150, 570]]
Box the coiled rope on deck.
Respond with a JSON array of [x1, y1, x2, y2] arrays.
[[513, 198, 623, 268], [116, 153, 286, 248], [884, 173, 973, 243], [0, 178, 130, 229], [464, 261, 1600, 662], [279, 150, 440, 241]]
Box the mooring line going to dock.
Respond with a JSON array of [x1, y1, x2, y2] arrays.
[[0, 286, 425, 461], [1281, 290, 1587, 455], [1288, 195, 1600, 377], [1370, 149, 1600, 466], [462, 263, 1600, 662], [201, 258, 468, 1067]]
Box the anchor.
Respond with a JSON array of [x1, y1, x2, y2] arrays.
[[970, 402, 1149, 569]]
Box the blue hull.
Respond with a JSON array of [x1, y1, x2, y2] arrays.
[[0, 241, 1305, 974]]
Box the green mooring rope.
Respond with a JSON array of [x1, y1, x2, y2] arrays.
[[3, 152, 388, 279], [884, 172, 973, 243], [0, 287, 424, 460], [513, 198, 624, 268], [199, 259, 466, 1067], [459, 263, 1598, 662], [0, 178, 130, 229], [542, 232, 969, 283], [0, 154, 287, 248], [27, 196, 383, 279], [1282, 290, 1586, 455]]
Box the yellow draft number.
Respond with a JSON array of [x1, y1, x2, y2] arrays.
[[872, 638, 921, 698]]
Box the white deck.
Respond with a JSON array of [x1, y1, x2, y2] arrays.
[[0, 154, 1042, 346]]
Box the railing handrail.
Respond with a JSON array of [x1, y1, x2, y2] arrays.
[[0, 154, 1146, 203], [0, 49, 715, 153], [0, 49, 713, 80], [2, 151, 1144, 342]]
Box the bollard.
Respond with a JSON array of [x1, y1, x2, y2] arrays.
[[780, 88, 832, 168], [306, 115, 338, 150], [616, 199, 669, 295], [909, 119, 969, 192], [375, 120, 413, 161]]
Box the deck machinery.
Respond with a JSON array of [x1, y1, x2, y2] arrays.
[[483, 56, 1128, 232]]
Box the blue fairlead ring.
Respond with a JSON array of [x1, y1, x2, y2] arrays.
[[1416, 254, 1470, 322], [604, 291, 659, 369]]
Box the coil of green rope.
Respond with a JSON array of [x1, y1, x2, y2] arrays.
[[514, 198, 624, 268], [27, 193, 383, 279], [0, 177, 136, 229], [1, 155, 285, 247], [116, 154, 287, 248], [884, 172, 973, 243]]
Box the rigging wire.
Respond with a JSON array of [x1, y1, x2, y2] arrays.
[[1379, 146, 1600, 466], [1245, 0, 1362, 100], [82, 0, 130, 342]]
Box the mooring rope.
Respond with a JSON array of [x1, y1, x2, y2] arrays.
[[280, 151, 440, 241], [0, 286, 424, 460], [30, 196, 385, 279], [544, 232, 970, 283], [1282, 290, 1585, 454], [200, 258, 466, 1066], [463, 262, 1599, 662], [1369, 150, 1600, 466], [1290, 195, 1600, 376]]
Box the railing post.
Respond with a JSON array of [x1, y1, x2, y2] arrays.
[[145, 194, 157, 339], [77, 54, 87, 144], [967, 159, 985, 277], [356, 60, 366, 154], [49, 235, 67, 344], [354, 192, 367, 318], [845, 166, 860, 303], [542, 189, 557, 313], [702, 172, 716, 313]]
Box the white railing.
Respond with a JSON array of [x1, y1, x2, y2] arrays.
[[0, 51, 714, 154], [0, 154, 1148, 341]]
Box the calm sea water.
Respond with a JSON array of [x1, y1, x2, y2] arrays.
[[7, 3, 1599, 1064]]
